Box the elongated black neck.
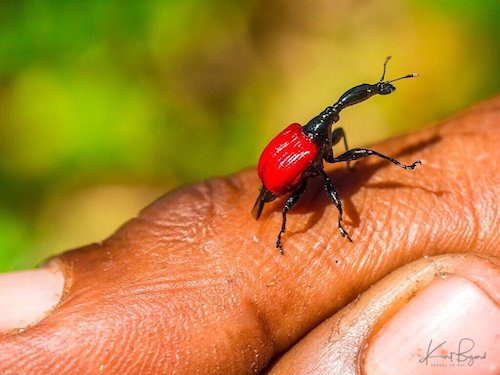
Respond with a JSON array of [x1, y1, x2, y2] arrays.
[[303, 83, 381, 140]]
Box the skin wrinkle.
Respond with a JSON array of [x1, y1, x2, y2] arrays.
[[36, 321, 96, 372], [8, 337, 40, 372], [419, 185, 445, 250], [130, 315, 152, 374], [399, 206, 420, 256], [136, 187, 213, 240], [356, 226, 387, 284], [127, 275, 229, 294], [475, 171, 498, 249], [172, 302, 202, 373], [465, 171, 481, 251], [448, 171, 476, 246], [396, 200, 424, 261], [117, 304, 153, 374], [85, 306, 135, 371]]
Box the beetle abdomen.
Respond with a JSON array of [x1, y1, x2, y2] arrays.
[[258, 123, 318, 195]]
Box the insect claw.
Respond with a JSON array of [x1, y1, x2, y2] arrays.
[[340, 227, 352, 242], [276, 239, 284, 255], [412, 160, 422, 169]]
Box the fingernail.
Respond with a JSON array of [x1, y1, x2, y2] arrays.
[[364, 275, 500, 375], [0, 260, 64, 332]]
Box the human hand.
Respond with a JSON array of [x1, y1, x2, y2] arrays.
[[1, 97, 499, 374]]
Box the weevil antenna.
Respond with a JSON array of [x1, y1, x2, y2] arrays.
[[380, 56, 418, 83], [379, 56, 392, 82], [387, 73, 419, 83]]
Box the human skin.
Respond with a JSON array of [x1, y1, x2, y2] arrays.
[[0, 96, 499, 374]]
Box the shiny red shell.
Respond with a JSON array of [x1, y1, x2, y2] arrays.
[[258, 123, 319, 195]]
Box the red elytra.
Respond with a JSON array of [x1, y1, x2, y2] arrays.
[[257, 123, 319, 195]]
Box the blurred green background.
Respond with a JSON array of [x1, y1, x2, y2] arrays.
[[0, 0, 498, 271]]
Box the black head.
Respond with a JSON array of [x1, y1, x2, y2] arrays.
[[374, 56, 417, 95]]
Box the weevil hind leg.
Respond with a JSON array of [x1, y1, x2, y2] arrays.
[[276, 181, 307, 254]]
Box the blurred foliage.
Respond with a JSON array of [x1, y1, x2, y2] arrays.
[[0, 0, 498, 271]]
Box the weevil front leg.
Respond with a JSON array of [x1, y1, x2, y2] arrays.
[[332, 148, 421, 170]]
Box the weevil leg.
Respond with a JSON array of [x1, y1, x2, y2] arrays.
[[332, 148, 421, 170], [331, 127, 349, 150], [276, 181, 307, 254], [329, 127, 354, 170], [319, 169, 352, 242]]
